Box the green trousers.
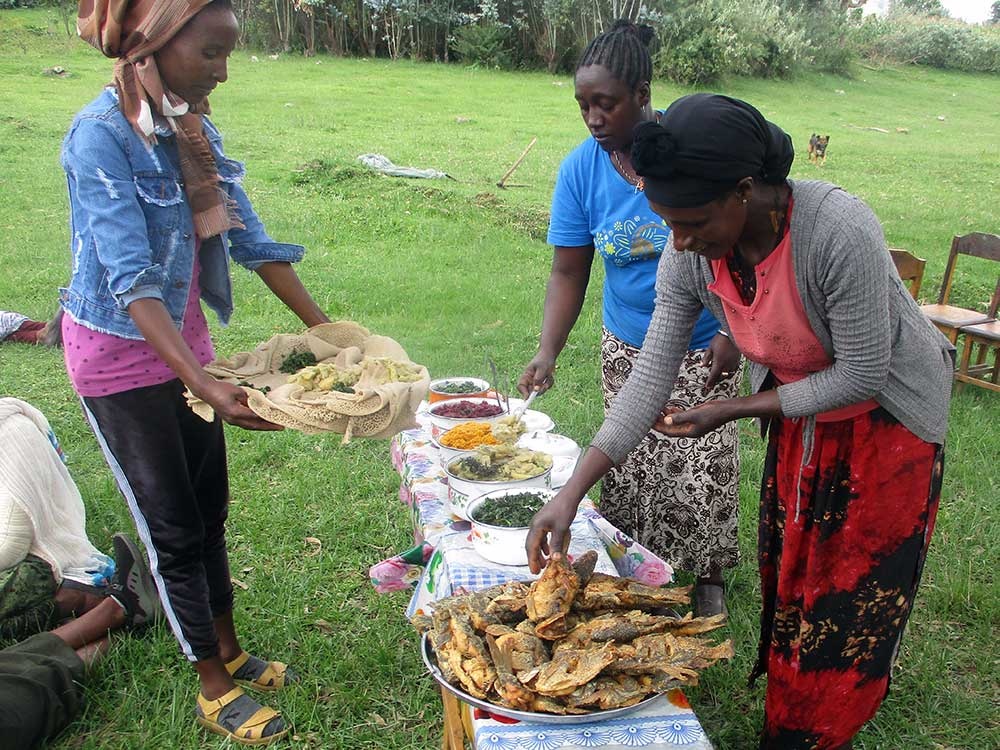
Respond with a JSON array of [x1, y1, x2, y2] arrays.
[[0, 632, 85, 748]]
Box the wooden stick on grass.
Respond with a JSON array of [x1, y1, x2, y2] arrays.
[[496, 137, 537, 189]]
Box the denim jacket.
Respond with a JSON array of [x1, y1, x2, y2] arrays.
[[59, 88, 304, 340]]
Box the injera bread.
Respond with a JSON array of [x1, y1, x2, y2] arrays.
[[186, 321, 429, 442]]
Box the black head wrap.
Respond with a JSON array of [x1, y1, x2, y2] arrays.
[[632, 93, 794, 208]]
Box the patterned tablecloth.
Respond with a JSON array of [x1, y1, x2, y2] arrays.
[[370, 412, 715, 750]]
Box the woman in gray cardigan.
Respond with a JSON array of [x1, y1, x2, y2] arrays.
[[526, 94, 954, 750]]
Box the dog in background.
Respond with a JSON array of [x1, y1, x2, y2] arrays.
[[808, 134, 830, 166]]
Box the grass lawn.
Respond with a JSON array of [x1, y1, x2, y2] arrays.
[[0, 9, 997, 749]]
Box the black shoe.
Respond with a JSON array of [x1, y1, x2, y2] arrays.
[[108, 534, 162, 629], [694, 582, 728, 618]]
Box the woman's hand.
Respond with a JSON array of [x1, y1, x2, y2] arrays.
[[196, 380, 285, 431], [518, 352, 556, 398], [525, 489, 579, 573], [702, 332, 741, 392], [654, 401, 735, 439]]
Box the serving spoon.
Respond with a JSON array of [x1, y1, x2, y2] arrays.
[[512, 388, 539, 421]]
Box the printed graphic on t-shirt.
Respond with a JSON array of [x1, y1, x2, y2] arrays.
[[595, 217, 669, 268]]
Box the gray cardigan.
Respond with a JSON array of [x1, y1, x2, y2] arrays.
[[592, 180, 955, 464]]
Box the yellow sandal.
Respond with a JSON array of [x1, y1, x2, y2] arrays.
[[196, 686, 288, 746], [225, 651, 299, 692]]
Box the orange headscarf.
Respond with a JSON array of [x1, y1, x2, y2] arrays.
[[77, 0, 243, 239]]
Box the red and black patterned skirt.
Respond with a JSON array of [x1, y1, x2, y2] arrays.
[[753, 407, 943, 750]]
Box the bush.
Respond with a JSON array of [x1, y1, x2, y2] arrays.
[[450, 23, 513, 69], [715, 0, 810, 77], [653, 0, 812, 85], [791, 0, 855, 74], [850, 14, 1000, 73], [656, 27, 726, 86]]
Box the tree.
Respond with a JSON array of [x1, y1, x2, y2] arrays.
[[991, 1, 1000, 24], [45, 0, 76, 37], [895, 0, 949, 16]]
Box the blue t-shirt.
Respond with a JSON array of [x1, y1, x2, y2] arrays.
[[547, 137, 719, 349]]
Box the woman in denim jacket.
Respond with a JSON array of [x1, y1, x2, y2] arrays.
[[60, 1, 327, 743]]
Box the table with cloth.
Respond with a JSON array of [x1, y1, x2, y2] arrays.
[[369, 411, 717, 750]]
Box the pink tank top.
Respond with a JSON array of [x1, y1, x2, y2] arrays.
[[708, 221, 877, 423], [63, 246, 215, 398]]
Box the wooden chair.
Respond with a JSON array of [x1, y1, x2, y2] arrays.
[[955, 279, 1000, 393], [920, 233, 1000, 343], [889, 248, 926, 300]]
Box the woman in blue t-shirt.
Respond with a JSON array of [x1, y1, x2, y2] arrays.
[[517, 21, 741, 616]]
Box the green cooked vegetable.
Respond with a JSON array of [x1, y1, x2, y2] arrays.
[[279, 350, 319, 374], [472, 492, 547, 527], [236, 380, 271, 395], [435, 380, 483, 394]]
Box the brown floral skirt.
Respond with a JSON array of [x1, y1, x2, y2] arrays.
[[599, 328, 741, 576], [754, 408, 942, 749]]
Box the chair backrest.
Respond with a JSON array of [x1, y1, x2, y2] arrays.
[[989, 278, 1000, 319], [937, 232, 1000, 305], [889, 248, 926, 300]]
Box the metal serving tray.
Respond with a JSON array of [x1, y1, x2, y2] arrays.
[[421, 633, 660, 726]]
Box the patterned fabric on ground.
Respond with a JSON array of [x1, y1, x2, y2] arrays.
[[186, 321, 430, 441], [0, 312, 29, 340], [600, 329, 740, 577], [754, 408, 942, 750], [0, 556, 58, 643]]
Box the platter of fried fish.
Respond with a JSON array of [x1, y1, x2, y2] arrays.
[[412, 550, 734, 724]]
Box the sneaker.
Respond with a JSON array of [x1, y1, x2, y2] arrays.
[[108, 533, 163, 629]]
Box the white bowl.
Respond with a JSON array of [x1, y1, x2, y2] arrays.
[[426, 397, 508, 435], [516, 431, 580, 460], [443, 455, 552, 521], [430, 429, 484, 464], [467, 488, 555, 566], [427, 377, 491, 403]]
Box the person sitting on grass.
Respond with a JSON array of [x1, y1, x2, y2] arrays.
[[1, 398, 160, 649], [0, 538, 160, 750], [0, 396, 129, 642], [0, 310, 61, 347], [63, 0, 331, 744]]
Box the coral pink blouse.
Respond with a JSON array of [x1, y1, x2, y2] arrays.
[[708, 214, 877, 423]]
